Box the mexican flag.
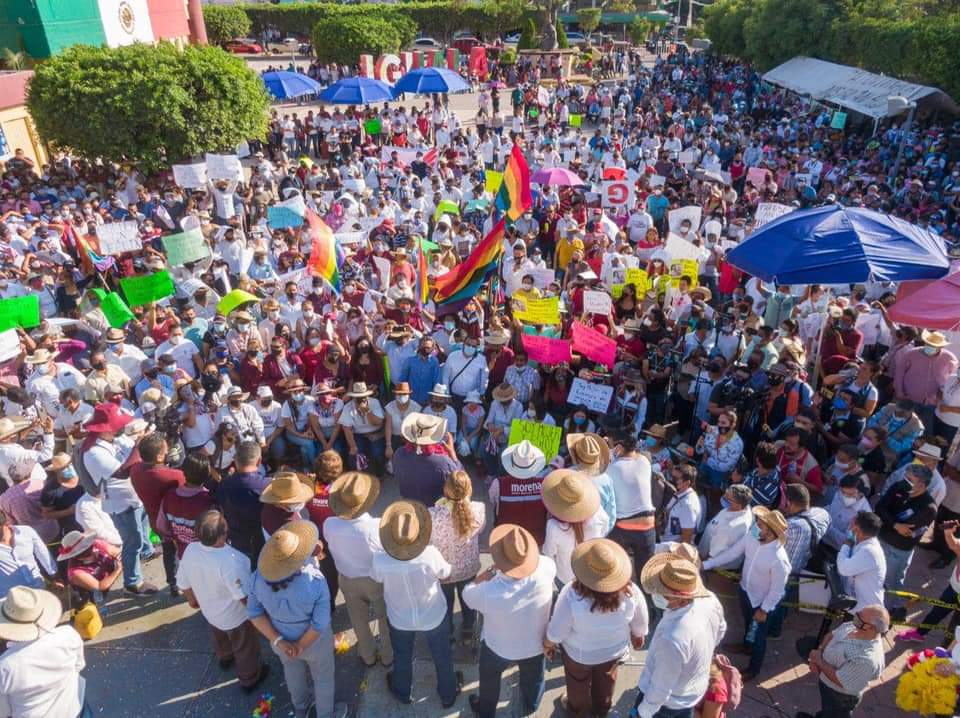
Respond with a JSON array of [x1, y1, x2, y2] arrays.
[[97, 0, 156, 47]]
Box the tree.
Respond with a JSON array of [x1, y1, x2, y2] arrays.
[[533, 0, 563, 49], [701, 0, 751, 57], [577, 8, 603, 35], [26, 43, 269, 174], [743, 0, 836, 69], [311, 16, 403, 65], [202, 5, 252, 46], [627, 18, 653, 46], [556, 22, 570, 49], [1, 49, 31, 71], [518, 16, 539, 50]]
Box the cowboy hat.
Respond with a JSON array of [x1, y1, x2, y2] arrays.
[[231, 310, 254, 323], [500, 440, 546, 480], [0, 587, 63, 642], [656, 541, 702, 569], [400, 412, 447, 445], [753, 506, 788, 543], [642, 423, 676, 441], [566, 433, 610, 476], [464, 390, 483, 405], [379, 500, 432, 561], [329, 471, 381, 519], [484, 330, 511, 346], [260, 472, 315, 506], [492, 383, 517, 402], [104, 327, 126, 343], [257, 520, 320, 582], [691, 286, 712, 302], [226, 386, 250, 401], [84, 403, 133, 434], [922, 329, 949, 348], [541, 469, 601, 523], [571, 539, 632, 593], [346, 382, 374, 398], [489, 524, 540, 579], [914, 442, 943, 461], [48, 453, 71, 472], [57, 530, 97, 561], [427, 383, 451, 399], [24, 348, 53, 365], [285, 378, 309, 393], [640, 554, 710, 600], [393, 382, 413, 395], [0, 416, 31, 439]]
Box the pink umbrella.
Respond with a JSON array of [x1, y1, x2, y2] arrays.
[[888, 270, 960, 330], [530, 167, 585, 187]]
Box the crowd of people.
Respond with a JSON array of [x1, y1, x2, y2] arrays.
[[3, 39, 960, 718]]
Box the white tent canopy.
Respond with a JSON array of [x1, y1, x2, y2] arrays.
[[762, 56, 958, 118]]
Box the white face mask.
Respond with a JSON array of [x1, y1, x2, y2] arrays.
[[841, 494, 858, 507], [169, 335, 183, 346], [287, 502, 306, 512], [397, 395, 410, 405], [651, 593, 670, 610]]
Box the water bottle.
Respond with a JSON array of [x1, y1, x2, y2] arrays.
[[745, 619, 758, 644]]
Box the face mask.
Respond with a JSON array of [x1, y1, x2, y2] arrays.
[[35, 364, 50, 376], [169, 335, 183, 346], [749, 524, 761, 541], [644, 436, 657, 448], [255, 352, 264, 363], [924, 346, 938, 356], [846, 529, 857, 544], [833, 460, 849, 473], [858, 438, 874, 452], [444, 321, 456, 331], [62, 466, 77, 480], [463, 346, 477, 357], [291, 393, 306, 403], [260, 399, 272, 407], [834, 397, 848, 410], [268, 311, 280, 321], [213, 323, 226, 334], [522, 283, 534, 291], [573, 416, 586, 425], [526, 408, 536, 419], [163, 365, 176, 375], [841, 494, 858, 507], [397, 395, 410, 405], [287, 502, 306, 512], [237, 323, 250, 334]]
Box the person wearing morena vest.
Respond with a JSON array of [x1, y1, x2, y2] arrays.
[[489, 441, 548, 545], [156, 454, 216, 564]]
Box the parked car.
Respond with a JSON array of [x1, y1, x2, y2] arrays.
[[224, 39, 264, 54], [504, 32, 521, 44], [412, 36, 442, 48], [565, 31, 587, 43]]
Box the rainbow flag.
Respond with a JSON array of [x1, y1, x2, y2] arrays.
[[495, 144, 533, 222], [434, 218, 505, 305], [416, 238, 429, 307], [305, 209, 343, 292]]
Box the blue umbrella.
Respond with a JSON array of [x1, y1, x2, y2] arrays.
[[726, 204, 950, 284], [391, 67, 470, 96], [318, 77, 393, 105], [261, 71, 323, 100]]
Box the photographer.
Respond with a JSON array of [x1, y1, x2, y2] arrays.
[[765, 362, 813, 432], [641, 337, 676, 426], [707, 362, 753, 420]]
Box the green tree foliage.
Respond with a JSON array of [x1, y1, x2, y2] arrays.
[[701, 0, 751, 57], [311, 16, 403, 65], [556, 22, 570, 49], [202, 5, 252, 45], [26, 43, 269, 174], [743, 0, 836, 70], [576, 8, 602, 34], [627, 18, 653, 46], [518, 17, 539, 50]]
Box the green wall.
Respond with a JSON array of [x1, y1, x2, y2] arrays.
[[0, 0, 106, 59]]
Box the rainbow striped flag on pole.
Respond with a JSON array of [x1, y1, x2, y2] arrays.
[[433, 218, 505, 305], [495, 144, 533, 222], [305, 209, 343, 293]]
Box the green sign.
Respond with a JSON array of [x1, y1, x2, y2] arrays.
[[831, 111, 847, 130], [364, 118, 382, 135], [569, 114, 583, 128], [508, 419, 563, 461], [0, 295, 40, 332], [119, 271, 175, 308], [162, 228, 210, 267], [92, 289, 135, 329]]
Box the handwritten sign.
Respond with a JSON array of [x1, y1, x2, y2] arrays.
[[583, 290, 612, 316], [119, 271, 175, 308], [508, 419, 562, 461], [569, 114, 583, 128], [664, 233, 703, 262], [0, 295, 40, 332], [625, 267, 650, 294], [571, 322, 617, 369], [746, 167, 768, 188], [668, 205, 702, 234], [530, 268, 556, 290], [96, 221, 141, 256], [514, 296, 560, 325], [364, 118, 382, 135], [649, 174, 666, 188], [172, 162, 208, 189], [0, 329, 20, 363], [521, 334, 572, 365], [335, 231, 366, 245], [677, 150, 695, 166], [754, 202, 793, 228], [205, 153, 243, 182], [485, 170, 503, 193], [567, 377, 614, 413], [162, 228, 210, 266]]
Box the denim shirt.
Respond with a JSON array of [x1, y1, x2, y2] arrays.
[[247, 561, 331, 641]]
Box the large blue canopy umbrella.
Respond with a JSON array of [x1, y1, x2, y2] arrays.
[[261, 71, 323, 100], [391, 67, 470, 96], [318, 77, 393, 105], [726, 204, 950, 284]]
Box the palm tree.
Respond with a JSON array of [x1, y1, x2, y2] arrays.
[[2, 49, 30, 71]]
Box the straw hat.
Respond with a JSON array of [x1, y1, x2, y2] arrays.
[[640, 554, 710, 600], [315, 450, 343, 484], [489, 524, 540, 579], [379, 500, 432, 561], [400, 412, 447, 445], [484, 329, 511, 346], [753, 506, 788, 543], [57, 530, 97, 561], [566, 433, 610, 476], [570, 539, 632, 593], [427, 383, 451, 399], [492, 383, 516, 401], [346, 382, 375, 398], [656, 541, 702, 569], [105, 328, 126, 343], [260, 472, 315, 506], [642, 422, 676, 441], [48, 453, 71, 472], [0, 586, 63, 642], [922, 329, 949, 348], [257, 520, 320, 582], [0, 415, 31, 439], [24, 348, 53, 365], [541, 469, 601, 523], [329, 471, 380, 519], [501, 440, 546, 480], [914, 442, 944, 462], [231, 310, 254, 323]]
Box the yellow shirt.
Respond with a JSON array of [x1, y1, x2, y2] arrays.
[[556, 238, 578, 269]]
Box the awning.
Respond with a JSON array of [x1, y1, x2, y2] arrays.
[[761, 56, 958, 119]]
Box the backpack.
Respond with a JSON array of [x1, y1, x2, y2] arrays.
[[72, 441, 102, 498], [713, 654, 742, 710]]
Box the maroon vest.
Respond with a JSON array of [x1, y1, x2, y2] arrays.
[[495, 475, 547, 545], [161, 488, 216, 558]]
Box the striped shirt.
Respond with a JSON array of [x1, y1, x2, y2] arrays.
[[820, 622, 885, 696]]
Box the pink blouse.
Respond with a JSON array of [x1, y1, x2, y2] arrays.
[[428, 500, 486, 583]]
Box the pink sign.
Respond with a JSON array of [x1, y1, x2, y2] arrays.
[[746, 166, 768, 188], [571, 323, 617, 369], [522, 334, 572, 365]]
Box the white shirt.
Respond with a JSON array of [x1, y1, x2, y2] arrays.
[[837, 537, 887, 613], [441, 350, 488, 397], [606, 454, 654, 518], [26, 364, 86, 416], [215, 403, 265, 442], [323, 513, 382, 579], [936, 374, 960, 429], [53, 402, 95, 436], [698, 508, 753, 569], [704, 535, 790, 612], [461, 556, 557, 661], [74, 493, 122, 545], [635, 593, 727, 717], [546, 581, 648, 665], [542, 508, 610, 584], [83, 438, 140, 514], [0, 626, 85, 718], [177, 542, 252, 631], [105, 344, 147, 385], [0, 442, 47, 489], [155, 338, 199, 378], [663, 489, 701, 543], [371, 545, 451, 631], [338, 398, 384, 435]]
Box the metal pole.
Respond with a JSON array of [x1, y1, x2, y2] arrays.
[[888, 102, 916, 187]]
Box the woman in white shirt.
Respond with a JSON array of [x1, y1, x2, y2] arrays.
[[542, 470, 609, 586], [544, 539, 648, 718]]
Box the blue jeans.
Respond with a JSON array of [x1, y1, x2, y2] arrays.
[[441, 579, 476, 637], [352, 434, 385, 473], [111, 506, 148, 588], [881, 541, 915, 609], [631, 691, 694, 718], [477, 641, 545, 718], [387, 619, 457, 705], [766, 579, 799, 636], [275, 430, 319, 470], [739, 586, 784, 674]]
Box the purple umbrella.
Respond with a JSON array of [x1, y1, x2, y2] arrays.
[[530, 167, 585, 186]]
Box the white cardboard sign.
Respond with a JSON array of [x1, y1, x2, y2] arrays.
[[567, 377, 614, 413]]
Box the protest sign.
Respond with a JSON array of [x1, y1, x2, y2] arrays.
[[91, 289, 135, 329], [530, 268, 556, 290], [204, 153, 243, 182], [624, 267, 649, 294], [0, 329, 20, 363], [364, 118, 382, 135], [119, 271, 175, 308], [162, 228, 210, 266], [678, 150, 695, 166], [569, 114, 582, 127], [0, 295, 39, 332], [601, 180, 635, 208], [746, 167, 768, 188], [373, 255, 392, 289], [172, 162, 208, 189], [664, 233, 703, 262], [831, 111, 847, 129], [583, 290, 612, 316], [563, 149, 577, 165], [754, 202, 793, 228], [236, 141, 251, 159], [514, 296, 560, 325], [508, 419, 562, 461], [96, 221, 141, 256], [216, 289, 259, 317], [485, 170, 503, 193], [668, 206, 702, 234], [335, 231, 366, 245], [571, 322, 617, 369], [649, 174, 666, 188], [521, 334, 572, 365], [268, 206, 305, 229], [567, 377, 614, 413]]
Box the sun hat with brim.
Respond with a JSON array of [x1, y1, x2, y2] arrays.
[[400, 412, 447, 445], [57, 530, 97, 561], [464, 391, 483, 405], [566, 433, 611, 476], [571, 539, 632, 593], [260, 472, 315, 506], [922, 329, 950, 348], [428, 383, 451, 399], [24, 348, 53, 364], [490, 523, 540, 579], [640, 554, 710, 600], [379, 500, 432, 561], [642, 422, 677, 441], [0, 586, 63, 642], [657, 541, 702, 569], [753, 506, 788, 543], [226, 386, 250, 401], [346, 382, 374, 398], [393, 382, 413, 395], [492, 383, 517, 401], [914, 442, 943, 461], [484, 330, 510, 346], [286, 379, 309, 393], [105, 328, 126, 343], [329, 471, 381, 519], [84, 403, 134, 434], [258, 520, 319, 582], [231, 310, 254, 323], [542, 469, 601, 523], [48, 453, 71, 472], [0, 416, 31, 439], [501, 440, 546, 480]]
